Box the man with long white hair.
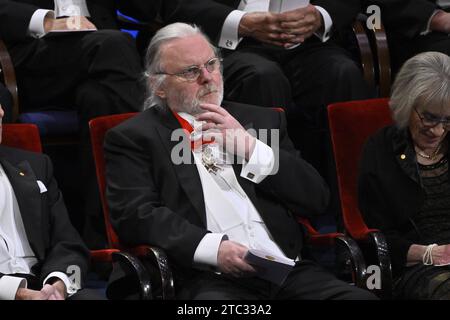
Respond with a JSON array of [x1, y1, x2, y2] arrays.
[[105, 22, 376, 300]]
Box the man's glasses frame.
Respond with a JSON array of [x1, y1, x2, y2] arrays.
[[156, 57, 223, 82]]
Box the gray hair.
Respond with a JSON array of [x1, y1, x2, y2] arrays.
[[142, 22, 219, 110], [390, 51, 450, 128]]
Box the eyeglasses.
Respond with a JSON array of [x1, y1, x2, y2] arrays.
[[157, 57, 222, 82], [414, 108, 450, 130]]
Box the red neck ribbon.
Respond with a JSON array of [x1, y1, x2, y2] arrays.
[[172, 111, 214, 149]]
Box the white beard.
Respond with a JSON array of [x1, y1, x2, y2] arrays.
[[174, 82, 224, 115]]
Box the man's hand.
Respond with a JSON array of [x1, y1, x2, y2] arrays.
[[217, 240, 257, 277], [50, 279, 67, 300], [238, 5, 323, 48], [44, 16, 97, 33], [15, 284, 65, 300], [238, 12, 296, 47], [430, 10, 450, 34], [278, 5, 323, 48], [196, 103, 256, 161], [432, 244, 450, 266]]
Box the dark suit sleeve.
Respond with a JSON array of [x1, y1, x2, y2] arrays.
[[358, 136, 413, 274], [0, 0, 41, 43], [313, 0, 361, 30], [38, 155, 90, 287], [370, 0, 438, 39], [104, 128, 208, 269], [256, 110, 330, 217]]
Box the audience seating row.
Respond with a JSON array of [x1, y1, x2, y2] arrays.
[[0, 12, 395, 299]]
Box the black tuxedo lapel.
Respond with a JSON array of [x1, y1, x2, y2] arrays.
[[155, 107, 207, 225], [0, 157, 45, 260]]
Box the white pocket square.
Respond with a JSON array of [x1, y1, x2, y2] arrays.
[[36, 180, 47, 193]]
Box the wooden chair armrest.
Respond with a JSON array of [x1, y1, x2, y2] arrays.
[[353, 17, 376, 89], [352, 14, 392, 97], [373, 23, 391, 97]]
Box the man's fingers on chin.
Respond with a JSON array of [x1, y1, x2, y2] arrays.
[[202, 103, 228, 117], [199, 103, 220, 110]]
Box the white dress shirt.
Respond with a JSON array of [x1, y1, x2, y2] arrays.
[[219, 0, 333, 49], [28, 0, 90, 38], [176, 113, 290, 270], [0, 164, 76, 300]]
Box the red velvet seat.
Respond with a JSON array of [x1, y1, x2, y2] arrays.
[[1, 123, 152, 299], [89, 113, 137, 249], [2, 124, 42, 153], [89, 113, 175, 300], [328, 98, 393, 298]]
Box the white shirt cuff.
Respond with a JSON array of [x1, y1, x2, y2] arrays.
[[241, 139, 275, 184], [43, 271, 80, 297], [193, 233, 227, 269], [421, 10, 441, 35], [28, 9, 54, 38], [219, 10, 246, 49], [0, 276, 27, 300], [314, 6, 332, 42]]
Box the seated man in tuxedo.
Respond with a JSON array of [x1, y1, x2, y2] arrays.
[[104, 22, 376, 300], [0, 0, 158, 248], [0, 0, 153, 134], [0, 104, 91, 300]]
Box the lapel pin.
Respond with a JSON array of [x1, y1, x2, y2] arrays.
[[400, 154, 406, 160], [19, 172, 25, 176]]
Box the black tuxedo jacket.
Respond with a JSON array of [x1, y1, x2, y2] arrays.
[[0, 0, 121, 44], [0, 145, 89, 286], [105, 101, 329, 280]]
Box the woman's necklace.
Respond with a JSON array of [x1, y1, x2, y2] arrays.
[[416, 143, 442, 161]]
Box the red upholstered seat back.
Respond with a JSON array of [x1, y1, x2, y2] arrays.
[[89, 113, 137, 249], [328, 98, 392, 239], [2, 124, 42, 153]]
